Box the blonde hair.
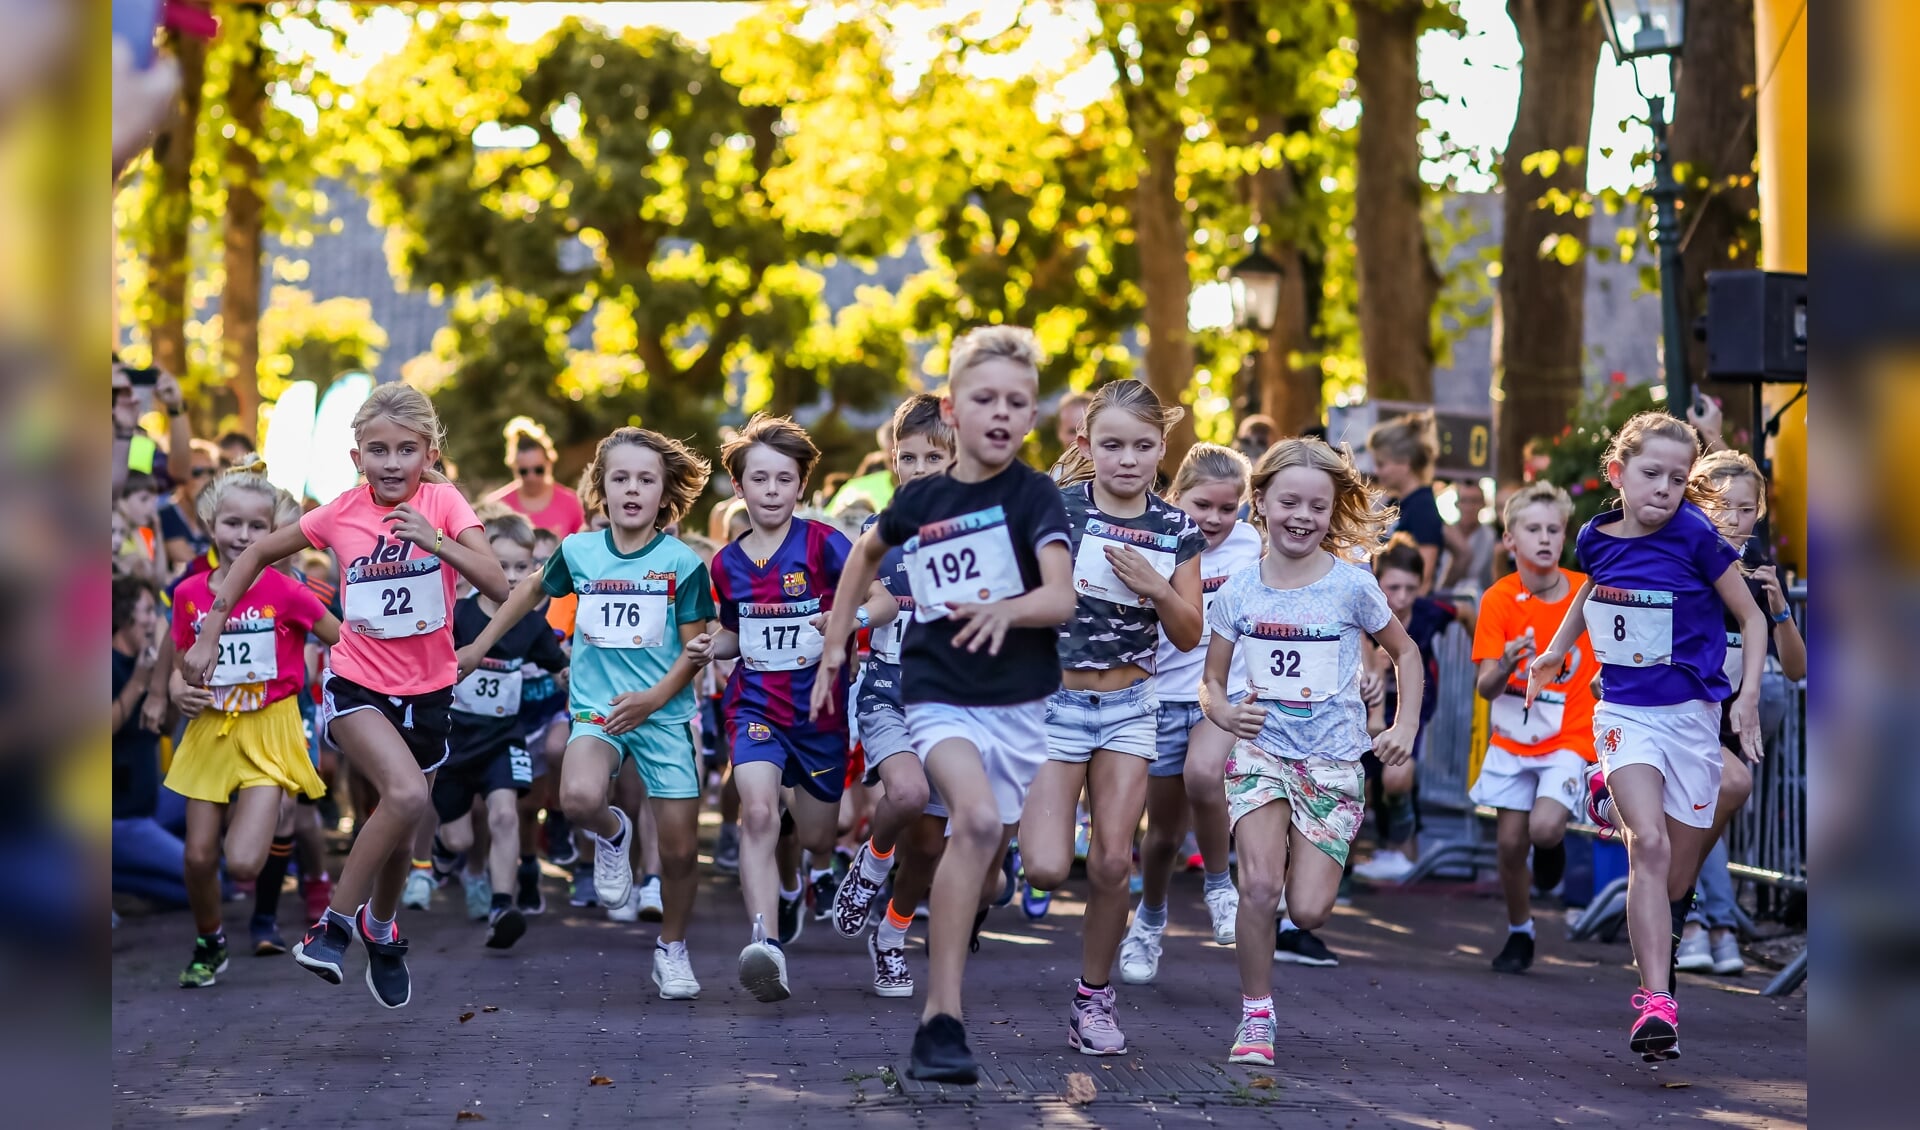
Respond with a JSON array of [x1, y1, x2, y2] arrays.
[[484, 511, 537, 553], [352, 384, 450, 483], [1690, 448, 1768, 532], [721, 413, 822, 485], [1049, 380, 1184, 488], [947, 324, 1043, 386], [273, 488, 304, 531], [196, 459, 280, 528], [1168, 442, 1251, 503], [1249, 438, 1397, 560], [1367, 410, 1438, 477], [503, 416, 559, 466], [1602, 411, 1712, 506], [1501, 480, 1574, 529], [580, 427, 711, 527]]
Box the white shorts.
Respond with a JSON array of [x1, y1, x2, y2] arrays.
[[1594, 699, 1722, 829], [1469, 745, 1590, 815], [904, 699, 1049, 827]]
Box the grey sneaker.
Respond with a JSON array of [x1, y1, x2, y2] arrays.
[[737, 914, 790, 1003], [588, 807, 634, 910], [1709, 933, 1745, 975], [1068, 983, 1128, 1056]]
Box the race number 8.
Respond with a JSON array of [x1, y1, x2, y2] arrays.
[[1613, 614, 1626, 642]]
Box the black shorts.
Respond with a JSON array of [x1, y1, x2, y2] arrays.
[[321, 672, 454, 772], [431, 744, 534, 822]]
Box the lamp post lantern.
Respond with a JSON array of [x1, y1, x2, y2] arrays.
[[1225, 238, 1284, 422], [1598, 0, 1692, 416]]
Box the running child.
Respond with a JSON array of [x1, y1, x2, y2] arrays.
[[167, 463, 337, 987], [812, 325, 1076, 1083], [708, 414, 858, 1002], [180, 386, 510, 1008], [462, 427, 715, 1000], [434, 512, 569, 949], [1124, 443, 1261, 985], [1018, 379, 1205, 1057], [1467, 482, 1596, 974], [1526, 412, 1767, 1061], [829, 394, 957, 1001], [1202, 438, 1423, 1067]]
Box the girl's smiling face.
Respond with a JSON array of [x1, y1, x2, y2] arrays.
[[352, 415, 436, 505], [1258, 465, 1335, 558], [1177, 477, 1244, 551]]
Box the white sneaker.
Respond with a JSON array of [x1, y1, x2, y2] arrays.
[[1204, 884, 1240, 945], [635, 875, 664, 922], [1710, 933, 1746, 975], [1353, 852, 1417, 883], [652, 944, 701, 999], [605, 892, 639, 922], [401, 869, 434, 911], [738, 914, 790, 1003], [589, 807, 634, 910], [1118, 917, 1164, 985], [1675, 929, 1713, 972]]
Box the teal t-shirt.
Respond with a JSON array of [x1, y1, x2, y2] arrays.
[[542, 529, 716, 726]]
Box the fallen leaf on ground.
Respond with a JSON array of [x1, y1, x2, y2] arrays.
[[458, 1012, 475, 1023], [1249, 1076, 1276, 1090], [1662, 1081, 1691, 1089], [1064, 1072, 1097, 1106], [991, 1019, 1009, 1024], [589, 1075, 614, 1086], [455, 1113, 486, 1122], [482, 1006, 499, 1013]]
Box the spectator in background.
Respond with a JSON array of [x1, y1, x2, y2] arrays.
[[216, 431, 255, 468], [1520, 438, 1553, 483], [1055, 390, 1092, 449], [160, 439, 220, 568], [1234, 414, 1279, 464], [485, 416, 586, 536], [1440, 479, 1497, 596], [1367, 411, 1444, 594], [111, 575, 190, 908], [112, 360, 193, 496], [115, 472, 170, 586]]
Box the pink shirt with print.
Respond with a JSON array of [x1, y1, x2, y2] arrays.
[[300, 481, 481, 696], [172, 568, 328, 713]]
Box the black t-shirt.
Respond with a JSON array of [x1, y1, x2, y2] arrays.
[[1384, 596, 1456, 728], [448, 596, 571, 764], [112, 649, 161, 821], [159, 502, 208, 557], [1391, 484, 1446, 550], [875, 461, 1071, 707]]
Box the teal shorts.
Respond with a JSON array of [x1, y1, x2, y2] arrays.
[[569, 714, 702, 801]]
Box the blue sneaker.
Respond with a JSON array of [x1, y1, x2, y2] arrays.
[[994, 849, 1018, 908], [1021, 880, 1052, 920]]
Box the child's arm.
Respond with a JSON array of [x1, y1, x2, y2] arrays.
[[812, 530, 888, 720], [181, 524, 314, 684], [1714, 563, 1770, 762], [456, 574, 549, 679], [1753, 565, 1806, 681], [1477, 629, 1535, 701], [383, 506, 510, 603], [950, 541, 1075, 655], [1369, 616, 1423, 766], [1527, 576, 1594, 705], [1110, 548, 1204, 652], [1200, 634, 1265, 740], [602, 620, 714, 735], [863, 580, 900, 627], [312, 611, 342, 648]]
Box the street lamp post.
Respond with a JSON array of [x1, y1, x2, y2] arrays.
[[1598, 0, 1692, 416], [1225, 237, 1284, 423]]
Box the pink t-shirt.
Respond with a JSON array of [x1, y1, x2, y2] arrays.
[[300, 481, 482, 695], [490, 483, 587, 537], [172, 568, 328, 713]]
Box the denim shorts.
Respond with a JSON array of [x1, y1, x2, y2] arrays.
[[1044, 679, 1158, 763], [1150, 692, 1247, 778]]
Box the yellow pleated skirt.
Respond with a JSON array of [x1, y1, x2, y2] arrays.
[[163, 694, 327, 803]]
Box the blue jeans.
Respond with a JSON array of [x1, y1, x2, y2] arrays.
[[1688, 835, 1739, 929], [111, 816, 190, 908]]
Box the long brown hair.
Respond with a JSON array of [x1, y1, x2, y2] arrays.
[[1049, 379, 1184, 488], [1248, 438, 1397, 561], [580, 427, 711, 527]]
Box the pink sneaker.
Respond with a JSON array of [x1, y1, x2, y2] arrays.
[[1629, 990, 1679, 1061], [1068, 983, 1128, 1056], [302, 874, 333, 925], [1586, 769, 1618, 840], [1229, 1008, 1275, 1066]]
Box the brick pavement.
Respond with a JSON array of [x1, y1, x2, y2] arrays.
[[112, 850, 1806, 1129]]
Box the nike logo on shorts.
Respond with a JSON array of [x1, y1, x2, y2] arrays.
[[1692, 802, 1711, 810]]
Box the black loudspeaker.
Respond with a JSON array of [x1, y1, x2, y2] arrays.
[[1704, 270, 1807, 382]]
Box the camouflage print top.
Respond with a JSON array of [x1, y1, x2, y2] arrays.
[[1056, 482, 1206, 673]]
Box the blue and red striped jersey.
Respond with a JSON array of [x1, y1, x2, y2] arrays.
[[713, 518, 853, 732]]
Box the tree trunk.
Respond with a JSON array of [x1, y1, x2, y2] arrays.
[[1670, 0, 1760, 444], [1491, 0, 1602, 482], [1133, 125, 1200, 466], [221, 6, 267, 440], [1246, 121, 1320, 435], [1353, 0, 1439, 404], [146, 32, 205, 382]]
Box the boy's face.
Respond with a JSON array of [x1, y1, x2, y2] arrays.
[[122, 489, 157, 526], [1379, 566, 1420, 618], [733, 443, 804, 531], [944, 359, 1039, 469], [602, 444, 666, 533], [493, 537, 536, 589], [1502, 502, 1567, 571], [112, 510, 129, 552], [892, 433, 950, 486]]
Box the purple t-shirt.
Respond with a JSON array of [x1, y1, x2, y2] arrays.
[[1575, 501, 1740, 707]]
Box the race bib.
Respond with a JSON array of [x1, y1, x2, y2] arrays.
[[1199, 576, 1229, 642], [739, 599, 825, 672], [1490, 687, 1565, 746], [1722, 630, 1745, 693], [871, 595, 914, 664], [343, 557, 447, 639], [1072, 519, 1178, 607], [906, 506, 1024, 622], [210, 618, 277, 687], [453, 659, 524, 717], [576, 577, 671, 649], [1241, 622, 1343, 702], [1586, 586, 1674, 668]]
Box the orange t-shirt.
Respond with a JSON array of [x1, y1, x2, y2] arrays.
[[1470, 569, 1597, 762]]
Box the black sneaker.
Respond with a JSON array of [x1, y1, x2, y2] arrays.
[[250, 913, 287, 956], [485, 906, 527, 950], [908, 1013, 979, 1084], [516, 863, 546, 916], [1491, 931, 1535, 974], [1273, 925, 1339, 967], [292, 913, 352, 985], [545, 812, 578, 867], [354, 905, 413, 1009], [969, 905, 990, 954], [778, 890, 806, 945], [810, 870, 841, 923]]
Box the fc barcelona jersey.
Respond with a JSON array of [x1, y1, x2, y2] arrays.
[[712, 518, 853, 732]]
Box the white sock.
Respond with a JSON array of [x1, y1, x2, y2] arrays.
[[1243, 995, 1274, 1016], [780, 883, 803, 902], [1509, 919, 1536, 938], [366, 910, 396, 943], [1278, 916, 1299, 934], [809, 866, 834, 885], [860, 842, 895, 883], [875, 912, 909, 951], [657, 938, 687, 958]]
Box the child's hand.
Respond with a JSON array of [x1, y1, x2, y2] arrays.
[[949, 602, 1016, 656], [683, 632, 715, 667], [1525, 648, 1564, 707], [1729, 690, 1764, 762], [600, 690, 657, 736], [1502, 629, 1536, 670], [1372, 723, 1416, 767], [1214, 699, 1267, 741], [455, 644, 485, 682], [1358, 666, 1385, 710], [1106, 545, 1170, 602], [170, 672, 215, 719], [180, 638, 217, 686], [809, 649, 845, 722], [1752, 566, 1788, 618], [382, 504, 438, 551]]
